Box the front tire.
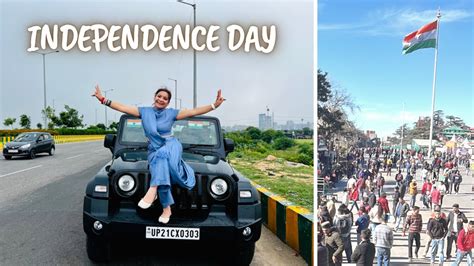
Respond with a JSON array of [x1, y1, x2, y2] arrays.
[[49, 146, 55, 156], [86, 236, 111, 262], [4, 155, 12, 160], [29, 149, 36, 159]]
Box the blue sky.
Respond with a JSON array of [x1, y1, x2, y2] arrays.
[[318, 0, 473, 138]]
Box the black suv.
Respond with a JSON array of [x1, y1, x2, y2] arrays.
[[83, 115, 262, 264], [3, 132, 55, 160]]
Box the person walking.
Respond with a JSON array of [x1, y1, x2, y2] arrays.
[[403, 206, 423, 262], [352, 229, 376, 266], [424, 205, 447, 258], [451, 220, 474, 266], [446, 204, 468, 261], [387, 158, 393, 176], [408, 180, 418, 208], [377, 192, 390, 216], [395, 170, 404, 187], [431, 184, 441, 211], [333, 205, 354, 263], [452, 170, 462, 195], [368, 188, 377, 209], [369, 203, 384, 235], [421, 178, 433, 209], [394, 198, 410, 232], [374, 215, 394, 266], [356, 208, 370, 244], [427, 208, 448, 265], [317, 232, 329, 266], [376, 172, 385, 197], [392, 187, 400, 217], [322, 221, 344, 266]]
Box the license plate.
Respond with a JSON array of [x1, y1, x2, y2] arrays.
[[8, 150, 18, 153], [145, 226, 200, 240]]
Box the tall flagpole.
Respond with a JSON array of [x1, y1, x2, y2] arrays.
[[427, 9, 441, 159], [400, 102, 405, 160]]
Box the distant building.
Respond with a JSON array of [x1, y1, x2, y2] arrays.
[[258, 113, 273, 130], [366, 130, 377, 140]]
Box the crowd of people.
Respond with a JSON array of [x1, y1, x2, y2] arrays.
[[317, 147, 473, 266]]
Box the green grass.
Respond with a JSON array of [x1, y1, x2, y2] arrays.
[[229, 150, 313, 211], [295, 139, 313, 144]]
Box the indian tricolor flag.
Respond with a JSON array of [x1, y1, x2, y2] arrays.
[[402, 20, 437, 54]]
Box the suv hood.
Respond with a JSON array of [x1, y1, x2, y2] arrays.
[[109, 156, 235, 177]]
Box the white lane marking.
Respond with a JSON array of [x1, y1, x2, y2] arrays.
[[0, 165, 43, 178], [66, 154, 83, 160]]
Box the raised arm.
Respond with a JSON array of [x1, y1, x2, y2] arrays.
[[176, 89, 225, 120], [92, 85, 140, 117]]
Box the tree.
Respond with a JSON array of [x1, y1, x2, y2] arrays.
[[109, 122, 119, 131], [3, 118, 16, 129], [302, 127, 312, 136], [36, 123, 43, 129], [19, 114, 31, 129], [261, 129, 284, 143], [273, 137, 295, 150], [41, 106, 60, 129], [317, 69, 359, 148], [245, 127, 262, 140], [445, 115, 467, 129], [57, 105, 84, 128], [96, 123, 106, 130]]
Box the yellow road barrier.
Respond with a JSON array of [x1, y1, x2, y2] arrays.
[[0, 135, 105, 149]]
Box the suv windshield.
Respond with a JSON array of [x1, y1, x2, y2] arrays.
[[14, 133, 40, 142], [120, 118, 218, 146]]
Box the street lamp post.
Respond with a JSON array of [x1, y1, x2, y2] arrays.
[[177, 98, 182, 109], [168, 78, 178, 108], [177, 0, 197, 108], [103, 89, 114, 128], [34, 50, 59, 128]]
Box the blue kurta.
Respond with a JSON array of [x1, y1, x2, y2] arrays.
[[138, 107, 196, 207]]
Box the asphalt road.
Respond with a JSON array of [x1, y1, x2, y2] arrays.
[[0, 141, 306, 265]]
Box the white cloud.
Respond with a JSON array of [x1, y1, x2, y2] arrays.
[[320, 8, 472, 36]]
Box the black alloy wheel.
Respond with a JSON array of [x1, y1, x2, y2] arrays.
[[29, 149, 36, 159]]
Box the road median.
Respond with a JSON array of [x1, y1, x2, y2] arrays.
[[252, 181, 313, 265]]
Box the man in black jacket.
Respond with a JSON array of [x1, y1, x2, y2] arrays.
[[351, 229, 376, 266], [446, 203, 468, 261], [427, 209, 448, 265]]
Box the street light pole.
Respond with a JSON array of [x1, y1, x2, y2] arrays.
[[104, 89, 114, 128], [168, 78, 178, 108], [177, 0, 197, 108], [34, 50, 59, 128]]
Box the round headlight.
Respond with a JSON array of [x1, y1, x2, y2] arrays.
[[118, 175, 135, 192], [210, 178, 228, 196]]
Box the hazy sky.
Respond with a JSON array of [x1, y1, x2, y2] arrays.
[[0, 0, 313, 129], [319, 0, 473, 138]]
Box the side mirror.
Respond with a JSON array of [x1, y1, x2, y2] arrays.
[[224, 138, 235, 154], [104, 134, 116, 153]]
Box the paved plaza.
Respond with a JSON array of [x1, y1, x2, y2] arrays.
[[329, 163, 473, 265]]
